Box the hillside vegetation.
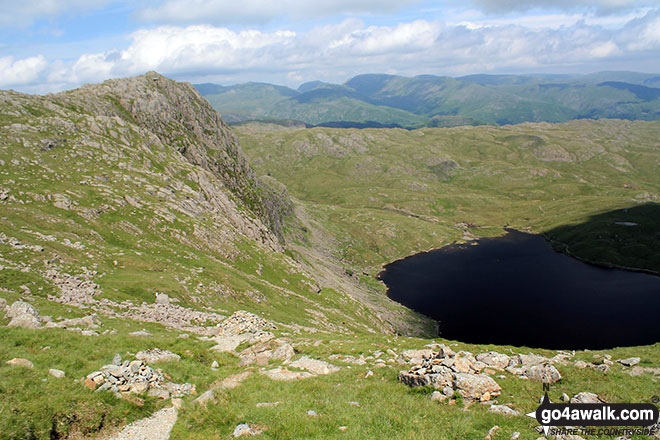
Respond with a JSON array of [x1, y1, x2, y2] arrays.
[[197, 72, 660, 128]]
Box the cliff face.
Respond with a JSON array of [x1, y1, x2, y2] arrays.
[[55, 71, 293, 243]]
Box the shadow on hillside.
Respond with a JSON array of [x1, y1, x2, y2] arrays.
[[543, 202, 660, 274]]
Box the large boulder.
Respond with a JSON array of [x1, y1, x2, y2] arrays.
[[6, 301, 39, 319], [524, 364, 562, 384], [453, 373, 502, 401], [8, 313, 42, 329], [476, 352, 511, 371]]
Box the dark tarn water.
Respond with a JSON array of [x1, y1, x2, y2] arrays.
[[378, 229, 660, 350]]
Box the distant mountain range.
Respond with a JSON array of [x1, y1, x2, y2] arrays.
[[195, 72, 660, 128]]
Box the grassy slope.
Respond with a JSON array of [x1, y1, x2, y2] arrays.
[[1, 80, 659, 440], [236, 119, 660, 273]]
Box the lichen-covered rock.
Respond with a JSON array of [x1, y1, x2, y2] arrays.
[[6, 301, 39, 319], [524, 364, 562, 384], [476, 352, 511, 371], [453, 373, 502, 400], [8, 313, 42, 329]]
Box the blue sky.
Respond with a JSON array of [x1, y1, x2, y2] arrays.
[[1, 0, 659, 93]]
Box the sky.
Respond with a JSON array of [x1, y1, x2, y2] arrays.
[[1, 0, 659, 93]]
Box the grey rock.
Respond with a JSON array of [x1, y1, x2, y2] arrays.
[[306, 410, 318, 417], [136, 348, 181, 363], [476, 351, 511, 371], [263, 367, 313, 381], [288, 356, 339, 375], [488, 405, 521, 416], [8, 313, 42, 329], [147, 388, 171, 399], [233, 423, 262, 437], [0, 297, 7, 311], [194, 389, 215, 406], [453, 373, 502, 401], [524, 364, 562, 384], [571, 392, 603, 404], [431, 391, 447, 402], [617, 357, 641, 367], [49, 368, 65, 378], [271, 343, 295, 361], [129, 330, 152, 337], [155, 293, 170, 305], [6, 358, 33, 368], [6, 301, 39, 319], [112, 353, 122, 365]]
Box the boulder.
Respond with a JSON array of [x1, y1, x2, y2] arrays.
[[511, 354, 547, 367], [453, 373, 501, 400], [488, 405, 521, 416], [617, 357, 641, 367], [210, 334, 250, 353], [0, 297, 7, 311], [49, 369, 65, 378], [476, 352, 511, 371], [570, 392, 603, 404], [6, 358, 34, 368], [129, 330, 152, 337], [400, 349, 433, 364], [155, 293, 170, 305], [6, 301, 39, 319], [288, 356, 339, 375], [271, 343, 295, 362], [263, 367, 314, 381], [233, 423, 262, 437], [193, 389, 215, 406], [8, 313, 42, 329], [524, 364, 562, 384]]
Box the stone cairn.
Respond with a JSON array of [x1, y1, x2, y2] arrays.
[[85, 353, 195, 399]]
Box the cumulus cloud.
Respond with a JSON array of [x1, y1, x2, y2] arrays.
[[0, 55, 48, 87], [0, 0, 112, 28], [5, 9, 660, 92], [138, 0, 420, 24]]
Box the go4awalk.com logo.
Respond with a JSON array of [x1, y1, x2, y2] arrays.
[[526, 391, 659, 438]]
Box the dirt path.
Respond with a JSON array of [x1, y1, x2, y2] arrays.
[[105, 407, 178, 440]]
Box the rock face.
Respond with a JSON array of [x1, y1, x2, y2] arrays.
[[60, 72, 294, 245]]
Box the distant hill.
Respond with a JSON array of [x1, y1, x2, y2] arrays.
[[195, 72, 660, 127]]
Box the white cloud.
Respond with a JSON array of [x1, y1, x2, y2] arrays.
[[138, 0, 420, 24], [6, 9, 660, 92], [0, 0, 112, 28], [0, 55, 48, 87], [467, 0, 655, 15]]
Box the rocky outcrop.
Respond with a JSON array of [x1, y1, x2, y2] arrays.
[[58, 72, 294, 245], [399, 346, 566, 400]]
